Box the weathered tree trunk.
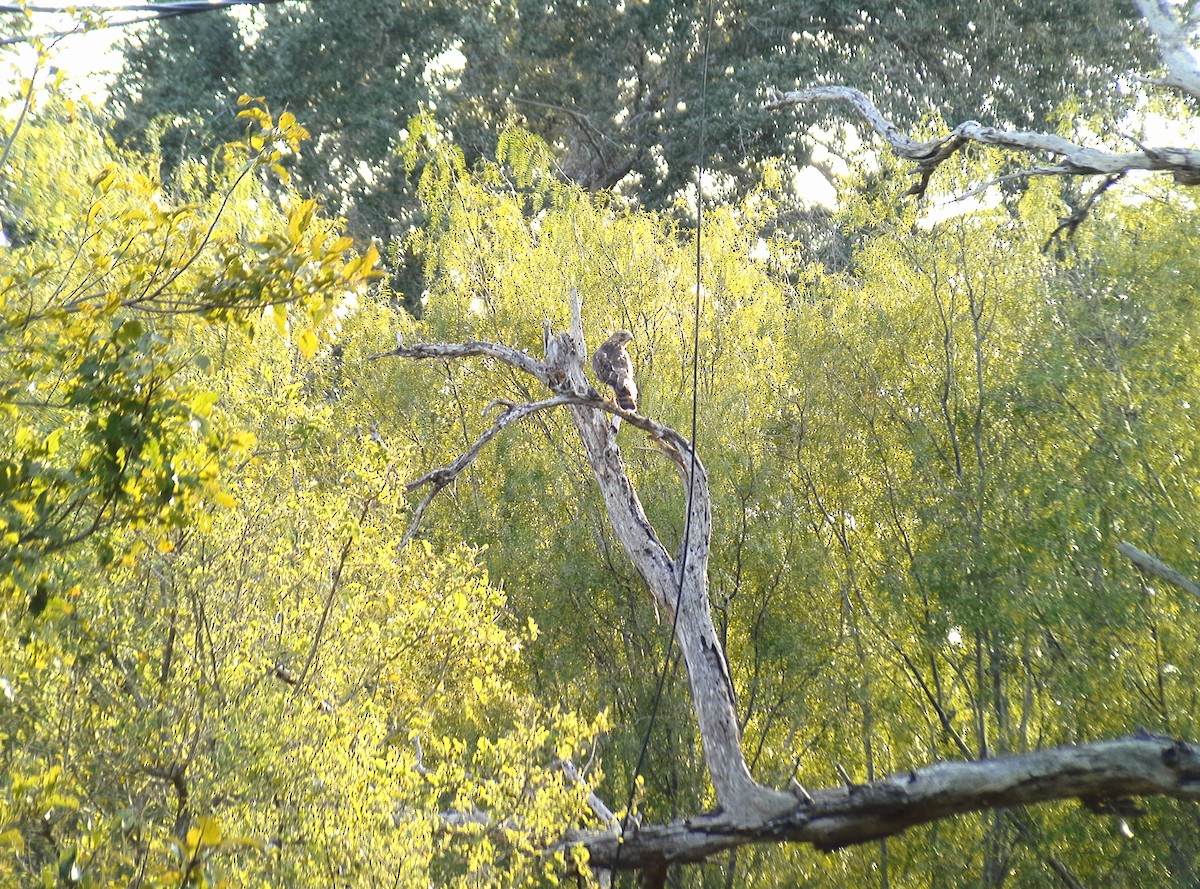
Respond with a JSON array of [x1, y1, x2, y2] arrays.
[[546, 296, 794, 821]]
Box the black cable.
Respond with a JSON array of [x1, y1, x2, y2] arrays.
[[0, 0, 288, 46], [612, 0, 715, 875], [1, 1, 275, 14]]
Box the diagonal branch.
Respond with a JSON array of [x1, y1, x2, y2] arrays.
[[1119, 541, 1200, 599], [765, 86, 1200, 196], [765, 3, 1200, 196], [395, 394, 595, 548]]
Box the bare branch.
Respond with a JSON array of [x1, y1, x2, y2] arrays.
[[378, 325, 1200, 880], [368, 339, 548, 383], [764, 86, 1200, 195], [561, 759, 620, 829], [1043, 173, 1126, 253], [379, 322, 792, 820], [404, 396, 578, 494], [570, 736, 1200, 871], [1134, 0, 1200, 99], [1119, 541, 1200, 599], [397, 394, 580, 548]]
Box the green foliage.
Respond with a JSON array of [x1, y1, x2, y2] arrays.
[[0, 96, 375, 602], [365, 128, 1200, 885], [107, 6, 245, 160], [6, 63, 1200, 886], [0, 95, 605, 886], [108, 0, 1153, 240]]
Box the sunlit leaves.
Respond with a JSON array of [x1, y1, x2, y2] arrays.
[[0, 97, 379, 606], [374, 125, 1200, 884], [5, 63, 1200, 887]]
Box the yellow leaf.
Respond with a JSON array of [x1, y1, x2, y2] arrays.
[[213, 490, 238, 509], [189, 390, 220, 419], [229, 431, 258, 452], [0, 828, 23, 853], [297, 328, 318, 359], [156, 537, 175, 554], [186, 816, 222, 855], [272, 303, 288, 336]]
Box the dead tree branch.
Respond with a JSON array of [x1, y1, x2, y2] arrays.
[[764, 86, 1200, 196], [765, 5, 1200, 198], [377, 296, 793, 823], [376, 299, 1200, 879], [569, 736, 1200, 871], [1119, 541, 1200, 599]]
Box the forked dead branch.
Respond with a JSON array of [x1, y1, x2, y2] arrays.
[[375, 291, 1200, 882]]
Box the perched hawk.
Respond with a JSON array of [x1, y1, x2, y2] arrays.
[[592, 330, 638, 412]]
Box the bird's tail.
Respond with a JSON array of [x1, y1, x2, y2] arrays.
[[616, 386, 637, 412]]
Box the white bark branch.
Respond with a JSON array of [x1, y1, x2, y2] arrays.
[[1134, 0, 1200, 99], [561, 759, 620, 828], [368, 339, 547, 381], [553, 289, 792, 819], [764, 86, 1200, 195], [570, 736, 1200, 871], [378, 308, 792, 821], [394, 394, 579, 548], [1118, 540, 1200, 599]]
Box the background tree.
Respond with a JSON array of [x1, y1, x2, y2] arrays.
[[108, 0, 1154, 240], [108, 7, 245, 163], [4, 1, 1200, 885]]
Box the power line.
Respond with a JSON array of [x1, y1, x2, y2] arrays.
[[2, 2, 269, 13], [0, 0, 287, 46]]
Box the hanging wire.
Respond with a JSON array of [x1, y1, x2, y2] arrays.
[[0, 0, 287, 46]]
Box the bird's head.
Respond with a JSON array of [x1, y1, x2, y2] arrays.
[[610, 330, 634, 345]]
